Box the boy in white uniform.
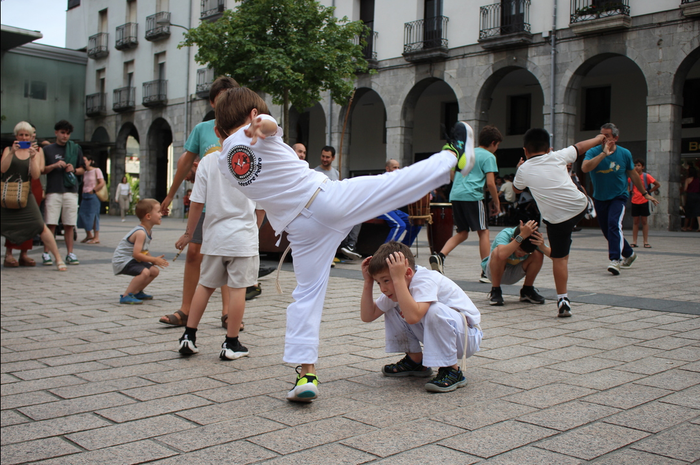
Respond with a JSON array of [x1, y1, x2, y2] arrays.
[[215, 87, 475, 402], [175, 150, 262, 360], [361, 242, 483, 392]]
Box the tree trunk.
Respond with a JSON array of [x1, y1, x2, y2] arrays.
[[283, 88, 289, 144]]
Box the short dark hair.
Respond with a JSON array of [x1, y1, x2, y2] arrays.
[[512, 225, 537, 254], [634, 159, 645, 167], [478, 125, 503, 147], [368, 241, 416, 276], [54, 120, 74, 133], [523, 128, 550, 155], [209, 76, 239, 104], [321, 146, 335, 157]]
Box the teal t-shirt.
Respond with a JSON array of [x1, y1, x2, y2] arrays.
[[584, 145, 634, 201], [450, 147, 499, 202], [480, 227, 528, 272], [184, 120, 221, 158]]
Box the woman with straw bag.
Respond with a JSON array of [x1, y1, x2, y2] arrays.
[[1, 121, 66, 271]]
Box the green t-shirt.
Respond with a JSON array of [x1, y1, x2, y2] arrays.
[[184, 120, 221, 157], [481, 227, 527, 272], [450, 147, 499, 202]]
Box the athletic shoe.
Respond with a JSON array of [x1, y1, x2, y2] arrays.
[[178, 334, 199, 355], [42, 252, 53, 266], [607, 260, 621, 275], [245, 284, 261, 301], [443, 121, 476, 177], [620, 251, 637, 269], [382, 354, 433, 377], [425, 366, 468, 393], [339, 246, 362, 261], [489, 287, 504, 306], [429, 253, 444, 274], [133, 291, 153, 300], [558, 298, 572, 318], [479, 271, 491, 284], [119, 293, 143, 305], [520, 287, 545, 305], [286, 366, 319, 402], [219, 339, 249, 360], [65, 253, 79, 265], [258, 266, 275, 278]]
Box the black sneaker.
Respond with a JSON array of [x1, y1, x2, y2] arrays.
[[178, 334, 199, 355], [382, 354, 433, 377], [245, 284, 261, 301], [219, 339, 249, 360], [558, 298, 572, 318], [258, 266, 275, 278], [339, 246, 362, 261], [425, 366, 468, 393], [429, 253, 444, 274], [479, 270, 491, 283], [489, 287, 504, 306], [520, 287, 545, 304], [443, 122, 475, 177]]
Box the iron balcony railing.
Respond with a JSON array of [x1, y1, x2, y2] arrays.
[[113, 87, 136, 112], [143, 79, 167, 107], [87, 33, 109, 59], [403, 16, 448, 54], [86, 93, 106, 116], [571, 0, 630, 23], [115, 22, 138, 50], [201, 0, 225, 20], [196, 68, 215, 99], [146, 12, 171, 41], [479, 0, 531, 40]]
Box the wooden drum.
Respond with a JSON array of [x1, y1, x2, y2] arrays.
[[427, 203, 453, 255], [407, 193, 432, 226]]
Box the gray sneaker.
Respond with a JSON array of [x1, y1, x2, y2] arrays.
[[607, 260, 621, 275], [620, 251, 637, 269]]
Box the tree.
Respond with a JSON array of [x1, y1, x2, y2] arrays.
[[182, 0, 372, 142]]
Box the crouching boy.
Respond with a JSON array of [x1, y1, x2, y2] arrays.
[[360, 242, 483, 392]]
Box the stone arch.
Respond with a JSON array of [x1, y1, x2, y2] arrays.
[[288, 102, 326, 167], [111, 123, 140, 214], [344, 87, 388, 176], [144, 118, 173, 201]]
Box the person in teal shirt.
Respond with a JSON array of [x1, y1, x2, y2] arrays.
[[430, 125, 501, 283]]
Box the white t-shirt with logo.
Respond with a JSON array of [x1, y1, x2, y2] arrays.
[[218, 114, 327, 236], [192, 152, 258, 257], [513, 146, 587, 224]]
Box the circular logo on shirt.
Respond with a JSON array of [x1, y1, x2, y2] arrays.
[[227, 145, 259, 185]]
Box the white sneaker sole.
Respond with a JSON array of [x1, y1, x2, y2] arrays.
[[178, 340, 199, 355], [286, 382, 318, 402], [460, 123, 476, 177], [219, 349, 249, 360]]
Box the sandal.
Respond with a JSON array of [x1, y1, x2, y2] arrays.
[[630, 243, 637, 248], [80, 236, 93, 243], [221, 314, 245, 331], [19, 256, 36, 267], [644, 243, 652, 248], [86, 239, 100, 244], [159, 309, 188, 326], [4, 257, 19, 268], [56, 261, 67, 272]]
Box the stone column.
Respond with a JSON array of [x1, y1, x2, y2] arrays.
[[385, 123, 413, 168], [646, 95, 682, 230]]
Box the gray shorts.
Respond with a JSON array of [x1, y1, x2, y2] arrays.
[[484, 253, 526, 285], [199, 254, 259, 289]]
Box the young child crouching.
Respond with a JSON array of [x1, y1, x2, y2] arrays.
[[112, 199, 168, 304], [360, 242, 483, 392]]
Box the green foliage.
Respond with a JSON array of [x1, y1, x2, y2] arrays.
[[126, 174, 140, 215], [181, 0, 371, 113]]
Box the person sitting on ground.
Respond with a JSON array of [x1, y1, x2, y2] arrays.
[[360, 241, 483, 393], [482, 220, 551, 306], [112, 198, 168, 304]]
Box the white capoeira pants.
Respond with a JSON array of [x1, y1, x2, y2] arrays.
[[384, 302, 483, 368], [283, 150, 457, 364]]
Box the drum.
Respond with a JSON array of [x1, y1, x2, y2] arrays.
[[428, 203, 453, 255], [407, 193, 432, 226]]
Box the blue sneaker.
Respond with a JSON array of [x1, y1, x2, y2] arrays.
[[133, 291, 153, 300], [425, 367, 468, 393], [120, 293, 143, 305]]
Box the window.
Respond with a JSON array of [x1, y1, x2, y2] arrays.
[[682, 78, 700, 128], [155, 52, 166, 79], [127, 0, 137, 22], [442, 101, 458, 139], [508, 94, 531, 135], [124, 60, 135, 86], [24, 80, 47, 100], [583, 86, 611, 131], [99, 9, 108, 33]]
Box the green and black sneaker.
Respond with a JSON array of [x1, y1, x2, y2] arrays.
[[442, 121, 475, 177], [286, 366, 319, 402]]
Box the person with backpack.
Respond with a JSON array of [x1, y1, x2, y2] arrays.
[[628, 159, 660, 248]]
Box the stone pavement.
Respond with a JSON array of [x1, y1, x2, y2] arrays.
[[2, 215, 699, 464]]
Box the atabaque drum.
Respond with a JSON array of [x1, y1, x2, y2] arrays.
[[428, 203, 453, 255], [407, 193, 432, 226]]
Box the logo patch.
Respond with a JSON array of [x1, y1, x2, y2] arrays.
[[227, 145, 261, 186]]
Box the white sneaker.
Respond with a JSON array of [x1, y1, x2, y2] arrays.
[[178, 335, 199, 355], [607, 260, 621, 275], [620, 251, 637, 269]]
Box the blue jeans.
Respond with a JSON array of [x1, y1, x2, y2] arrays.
[[78, 193, 100, 232], [594, 195, 633, 261]]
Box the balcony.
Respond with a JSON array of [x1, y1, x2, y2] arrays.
[[196, 68, 215, 99], [146, 12, 171, 41], [143, 80, 167, 107], [86, 93, 106, 117], [681, 0, 700, 17], [113, 87, 136, 112], [201, 0, 225, 21], [403, 16, 449, 63], [115, 23, 138, 50], [87, 33, 109, 59], [570, 0, 630, 35], [478, 1, 533, 50]]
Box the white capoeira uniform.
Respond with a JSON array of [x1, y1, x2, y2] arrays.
[[218, 115, 457, 364], [376, 266, 483, 368]]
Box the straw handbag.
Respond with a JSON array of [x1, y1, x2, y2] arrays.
[[1, 174, 30, 209]]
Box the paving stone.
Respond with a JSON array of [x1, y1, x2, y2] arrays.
[[48, 376, 153, 399], [0, 410, 30, 427], [149, 440, 278, 464], [195, 378, 293, 403], [373, 444, 480, 464], [1, 390, 60, 410], [536, 422, 649, 460], [480, 446, 583, 464], [583, 383, 673, 409], [0, 436, 81, 464], [36, 439, 178, 464], [596, 345, 664, 362], [591, 448, 687, 465], [96, 394, 211, 423], [603, 400, 699, 433], [1, 413, 110, 445], [633, 368, 700, 391], [9, 361, 110, 381], [630, 423, 700, 462], [176, 395, 288, 425], [617, 356, 687, 375], [121, 377, 228, 401], [433, 399, 537, 431], [477, 354, 556, 373], [1, 375, 86, 397], [17, 392, 136, 421], [517, 400, 620, 431], [548, 356, 625, 374], [504, 384, 596, 409], [257, 443, 379, 465], [658, 385, 700, 409], [563, 368, 645, 390]]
